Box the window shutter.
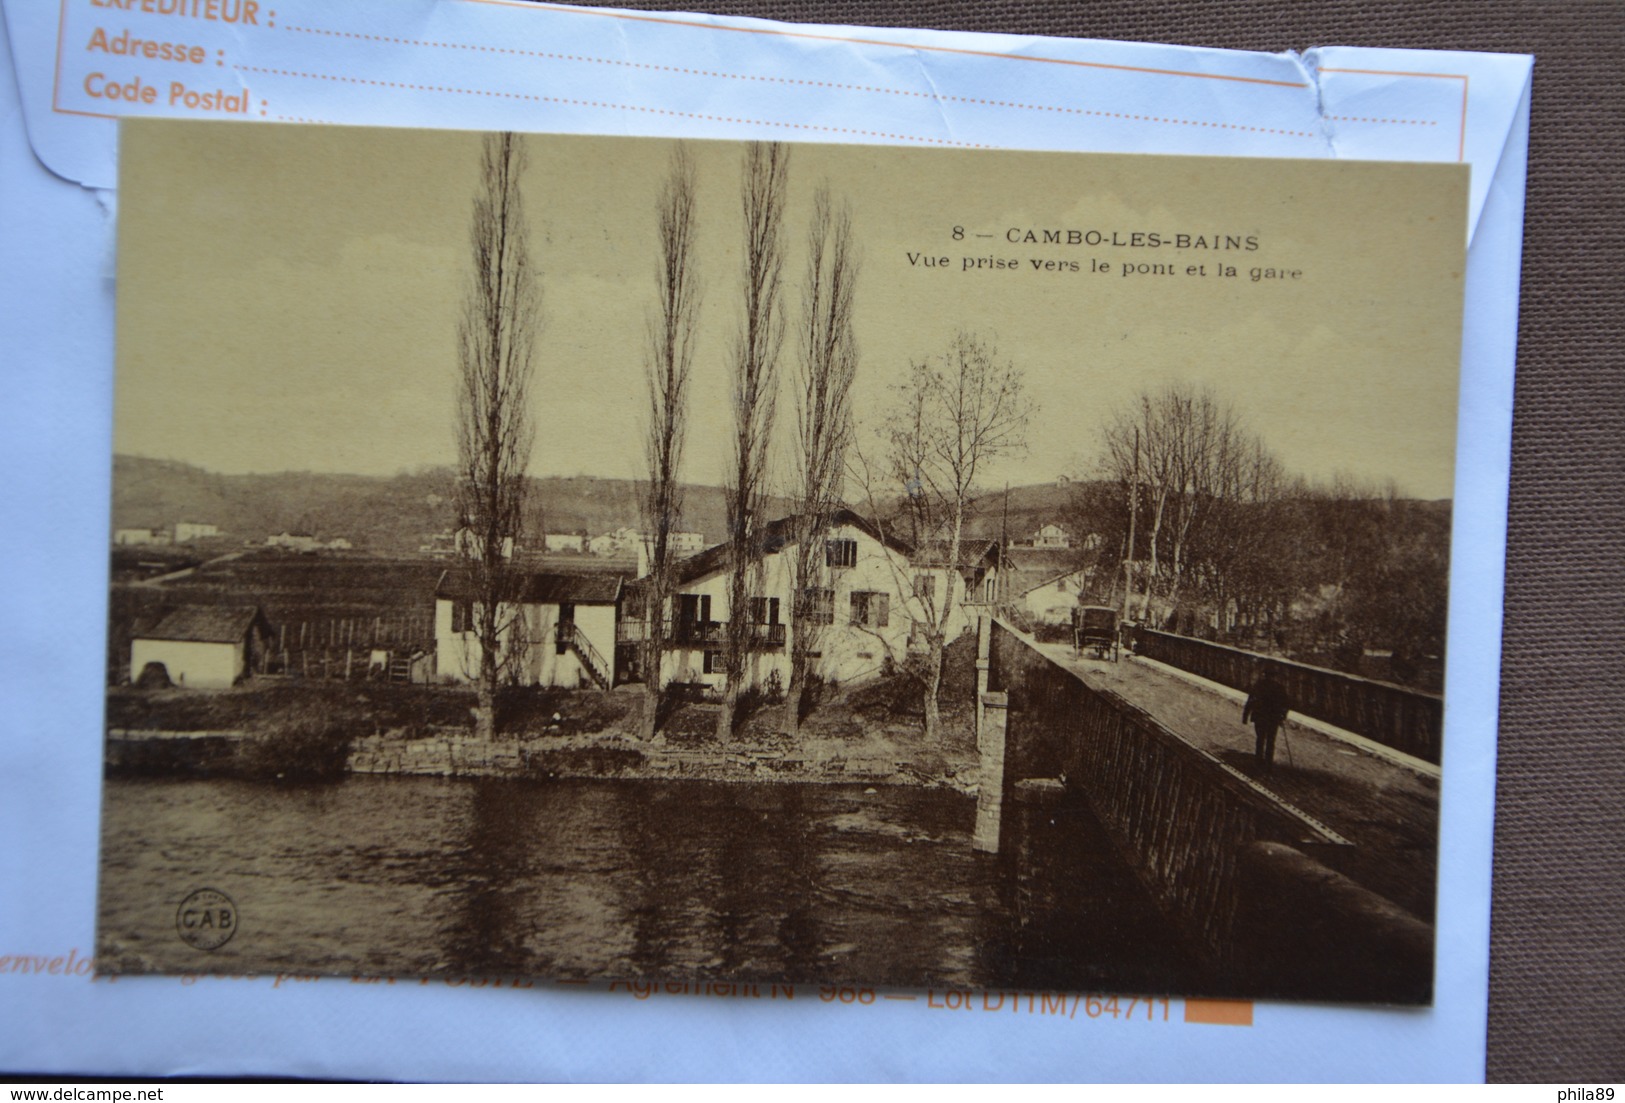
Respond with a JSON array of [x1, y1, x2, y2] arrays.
[[877, 594, 889, 628]]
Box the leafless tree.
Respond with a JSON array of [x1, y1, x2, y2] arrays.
[[454, 132, 538, 739], [870, 330, 1030, 743], [638, 144, 701, 740], [785, 186, 860, 737], [1104, 383, 1325, 637], [1103, 383, 1245, 625], [717, 141, 789, 741]]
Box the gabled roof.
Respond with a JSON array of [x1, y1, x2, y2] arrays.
[[1004, 545, 1084, 572], [670, 508, 911, 586], [909, 537, 1000, 571], [434, 568, 624, 605], [1004, 545, 1091, 595], [136, 605, 266, 644], [1017, 565, 1094, 596]]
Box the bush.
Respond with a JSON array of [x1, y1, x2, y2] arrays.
[[235, 703, 353, 780]]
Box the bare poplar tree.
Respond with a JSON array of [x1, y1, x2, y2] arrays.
[[638, 144, 701, 740], [875, 331, 1030, 742], [454, 132, 538, 740], [718, 141, 788, 741], [786, 186, 860, 737]]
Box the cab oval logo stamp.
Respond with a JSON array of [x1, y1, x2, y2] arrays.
[[175, 888, 238, 951]]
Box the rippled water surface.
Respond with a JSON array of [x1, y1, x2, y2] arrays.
[[99, 776, 1192, 989]]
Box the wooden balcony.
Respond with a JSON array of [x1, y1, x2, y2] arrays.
[[617, 618, 785, 650]]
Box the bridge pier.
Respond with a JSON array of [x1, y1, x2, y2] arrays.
[[973, 691, 1009, 853]]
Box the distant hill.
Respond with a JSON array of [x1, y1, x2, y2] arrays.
[[109, 455, 1444, 562], [961, 479, 1105, 542], [110, 455, 786, 556]]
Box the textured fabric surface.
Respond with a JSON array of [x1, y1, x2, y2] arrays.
[[575, 1, 1624, 1081]]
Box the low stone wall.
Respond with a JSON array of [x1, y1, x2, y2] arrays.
[[1126, 626, 1443, 764], [106, 726, 975, 789], [347, 731, 966, 787]]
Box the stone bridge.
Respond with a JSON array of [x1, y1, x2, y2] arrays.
[[971, 616, 1437, 1003]]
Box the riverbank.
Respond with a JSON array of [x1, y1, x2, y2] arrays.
[[103, 647, 981, 790], [345, 722, 978, 791]]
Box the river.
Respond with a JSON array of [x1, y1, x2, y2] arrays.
[[98, 776, 1196, 991]]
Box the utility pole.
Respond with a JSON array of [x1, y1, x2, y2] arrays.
[[1122, 426, 1139, 624], [999, 481, 1010, 604]]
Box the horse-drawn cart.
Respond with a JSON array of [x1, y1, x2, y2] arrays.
[[1071, 604, 1121, 662]]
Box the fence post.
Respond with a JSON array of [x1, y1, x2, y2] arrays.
[[973, 691, 1010, 853]]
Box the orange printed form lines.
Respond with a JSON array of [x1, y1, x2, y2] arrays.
[[1317, 66, 1470, 161], [452, 1, 1469, 158], [238, 64, 990, 147], [283, 22, 1319, 140], [49, 0, 1464, 154], [463, 0, 1307, 88]]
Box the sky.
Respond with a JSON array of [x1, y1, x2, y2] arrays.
[[114, 121, 1468, 498]]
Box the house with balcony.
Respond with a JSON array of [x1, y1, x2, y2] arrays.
[[433, 568, 624, 690], [616, 509, 998, 694]]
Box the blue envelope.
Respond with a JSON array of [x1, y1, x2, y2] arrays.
[[0, 0, 1531, 1081]]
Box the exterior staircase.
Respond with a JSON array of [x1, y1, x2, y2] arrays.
[[561, 622, 612, 691]]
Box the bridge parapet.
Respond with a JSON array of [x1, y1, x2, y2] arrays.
[[1125, 626, 1442, 764], [984, 617, 1352, 972]]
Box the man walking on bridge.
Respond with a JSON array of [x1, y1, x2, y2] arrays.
[[1242, 664, 1291, 775]]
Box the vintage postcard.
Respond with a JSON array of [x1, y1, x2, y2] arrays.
[[100, 119, 1465, 1003]]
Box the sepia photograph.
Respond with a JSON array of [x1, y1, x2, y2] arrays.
[[98, 119, 1466, 1003]]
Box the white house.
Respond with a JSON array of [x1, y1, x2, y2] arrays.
[[906, 537, 1001, 634], [589, 526, 650, 558], [1020, 566, 1098, 625], [114, 527, 169, 546], [174, 521, 220, 543], [620, 510, 996, 694], [668, 531, 707, 557], [1030, 523, 1071, 549], [1004, 545, 1094, 622], [130, 605, 270, 689], [544, 532, 587, 554], [267, 531, 321, 552], [434, 569, 623, 690]]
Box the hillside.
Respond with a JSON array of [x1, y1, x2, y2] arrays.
[[961, 479, 1103, 542], [109, 455, 786, 556]]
